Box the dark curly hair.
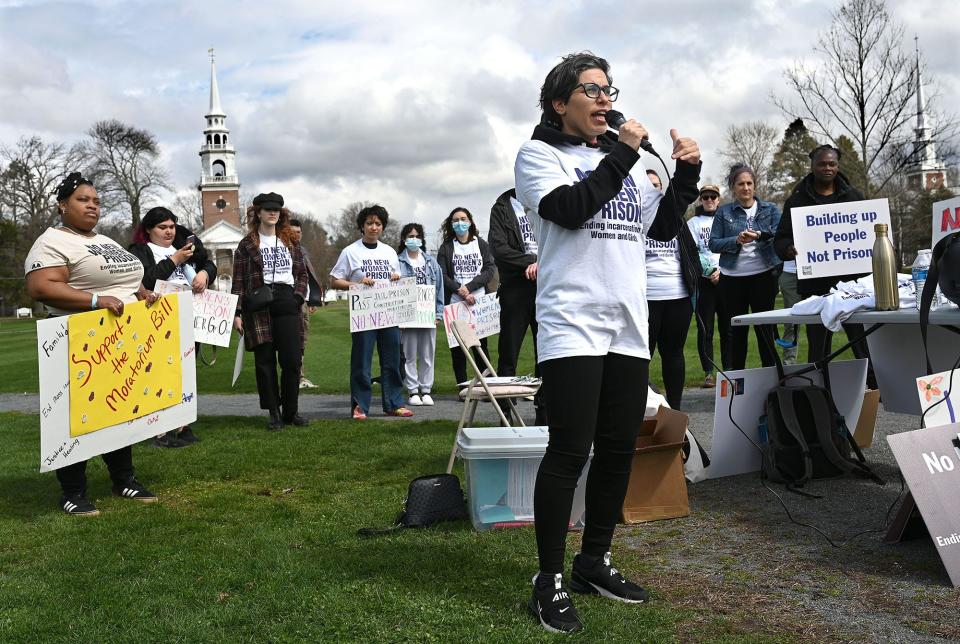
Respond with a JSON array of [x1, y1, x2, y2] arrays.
[[441, 207, 478, 244], [357, 205, 389, 230], [397, 222, 426, 254]]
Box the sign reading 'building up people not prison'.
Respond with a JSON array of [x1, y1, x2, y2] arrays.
[[792, 198, 891, 280]]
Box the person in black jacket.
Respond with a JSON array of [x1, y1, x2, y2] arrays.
[[487, 188, 545, 423], [773, 145, 875, 384], [129, 206, 217, 446], [435, 207, 496, 385], [515, 51, 701, 634]]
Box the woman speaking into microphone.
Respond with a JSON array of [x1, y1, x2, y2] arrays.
[[514, 51, 701, 633]]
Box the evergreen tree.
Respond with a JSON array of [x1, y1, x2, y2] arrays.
[[835, 136, 871, 194], [768, 118, 819, 206]]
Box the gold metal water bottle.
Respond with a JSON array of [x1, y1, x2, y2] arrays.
[[872, 223, 899, 311]]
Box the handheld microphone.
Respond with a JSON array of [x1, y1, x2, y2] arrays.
[[604, 110, 656, 155]]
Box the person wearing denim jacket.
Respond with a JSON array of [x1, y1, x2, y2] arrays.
[[709, 163, 782, 369], [397, 223, 444, 406]]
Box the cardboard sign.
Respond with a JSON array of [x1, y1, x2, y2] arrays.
[[793, 198, 891, 280], [887, 422, 960, 587], [916, 369, 960, 428], [442, 293, 501, 348], [348, 278, 417, 332], [932, 196, 960, 249], [67, 296, 182, 435], [400, 285, 437, 329], [155, 280, 239, 348], [708, 360, 868, 479], [37, 291, 197, 472]]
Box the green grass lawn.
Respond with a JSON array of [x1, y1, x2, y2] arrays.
[[0, 300, 855, 396], [0, 413, 695, 642]]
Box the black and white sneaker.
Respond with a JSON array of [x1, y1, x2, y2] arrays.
[[60, 495, 100, 516], [112, 479, 158, 503], [527, 573, 583, 634], [571, 552, 649, 603]]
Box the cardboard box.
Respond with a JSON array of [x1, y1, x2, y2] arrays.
[[853, 389, 880, 449], [457, 426, 589, 531], [621, 406, 690, 523]]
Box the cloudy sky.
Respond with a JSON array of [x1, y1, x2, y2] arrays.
[[0, 0, 956, 238]]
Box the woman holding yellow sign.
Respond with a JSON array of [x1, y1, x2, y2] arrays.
[[24, 172, 159, 516]]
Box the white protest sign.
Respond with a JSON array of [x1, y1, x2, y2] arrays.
[[442, 293, 501, 348], [36, 290, 197, 472], [155, 280, 239, 348], [348, 278, 417, 332], [932, 196, 960, 249], [708, 359, 867, 480], [916, 369, 960, 428], [793, 198, 891, 280], [400, 285, 437, 330], [232, 333, 245, 387]]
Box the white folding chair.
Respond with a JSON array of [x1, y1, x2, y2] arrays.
[[446, 319, 540, 473]]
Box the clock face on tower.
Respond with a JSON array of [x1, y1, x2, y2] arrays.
[[215, 198, 227, 210]]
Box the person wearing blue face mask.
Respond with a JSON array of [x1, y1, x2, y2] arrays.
[[436, 207, 496, 384], [396, 223, 444, 406]]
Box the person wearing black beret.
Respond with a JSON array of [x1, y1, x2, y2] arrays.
[[231, 192, 311, 430]]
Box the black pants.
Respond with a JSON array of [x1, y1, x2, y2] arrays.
[[719, 269, 778, 370], [253, 285, 302, 419], [648, 297, 693, 409], [695, 276, 731, 373], [534, 354, 650, 574], [497, 280, 538, 377], [450, 337, 489, 385], [56, 446, 133, 497], [806, 322, 878, 389]]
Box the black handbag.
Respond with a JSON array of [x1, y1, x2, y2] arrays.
[[243, 237, 278, 313], [358, 474, 469, 536]]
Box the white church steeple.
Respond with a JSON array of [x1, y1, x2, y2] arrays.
[[906, 36, 947, 192], [199, 48, 241, 228]]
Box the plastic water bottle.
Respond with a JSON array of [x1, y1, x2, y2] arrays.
[[912, 249, 931, 310]]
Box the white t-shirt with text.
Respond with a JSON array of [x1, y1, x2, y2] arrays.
[[644, 236, 687, 300], [24, 228, 144, 316], [723, 201, 768, 277], [450, 238, 485, 304], [330, 239, 399, 284], [258, 233, 295, 286], [511, 196, 538, 256], [148, 242, 188, 285], [515, 139, 664, 362]]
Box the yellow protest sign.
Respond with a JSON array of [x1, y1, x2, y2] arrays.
[[68, 296, 182, 436]]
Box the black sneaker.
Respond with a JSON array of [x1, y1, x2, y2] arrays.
[[267, 410, 283, 432], [177, 426, 200, 443], [527, 573, 583, 634], [152, 431, 188, 448], [60, 495, 100, 516], [570, 552, 649, 603], [112, 479, 158, 503]]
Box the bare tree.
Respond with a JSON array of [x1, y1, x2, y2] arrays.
[[327, 201, 374, 252], [169, 190, 204, 232], [719, 121, 780, 197], [0, 136, 75, 238], [774, 0, 957, 196], [81, 119, 168, 227]]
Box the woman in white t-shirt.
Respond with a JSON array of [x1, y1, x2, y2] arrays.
[[708, 164, 782, 369], [435, 207, 495, 385], [514, 52, 702, 633], [24, 172, 160, 516], [129, 206, 218, 446], [231, 192, 310, 430], [330, 205, 414, 420]]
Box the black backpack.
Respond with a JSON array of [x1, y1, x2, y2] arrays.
[[760, 357, 883, 488]]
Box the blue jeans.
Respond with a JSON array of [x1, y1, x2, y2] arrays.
[[350, 327, 405, 414]]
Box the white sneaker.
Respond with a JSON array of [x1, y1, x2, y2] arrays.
[[299, 378, 317, 389], [408, 394, 423, 406], [421, 394, 434, 406]]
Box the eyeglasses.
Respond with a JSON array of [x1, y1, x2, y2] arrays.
[[700, 194, 719, 201], [575, 83, 619, 101]]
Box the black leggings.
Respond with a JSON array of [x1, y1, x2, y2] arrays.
[[648, 297, 693, 409], [695, 276, 731, 372], [534, 354, 650, 574], [56, 446, 133, 497], [450, 337, 489, 385], [252, 285, 302, 418], [718, 270, 778, 369]]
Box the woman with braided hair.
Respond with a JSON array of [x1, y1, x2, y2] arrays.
[[24, 172, 160, 516]]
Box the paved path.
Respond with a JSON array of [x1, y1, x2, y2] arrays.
[[0, 387, 718, 423]]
